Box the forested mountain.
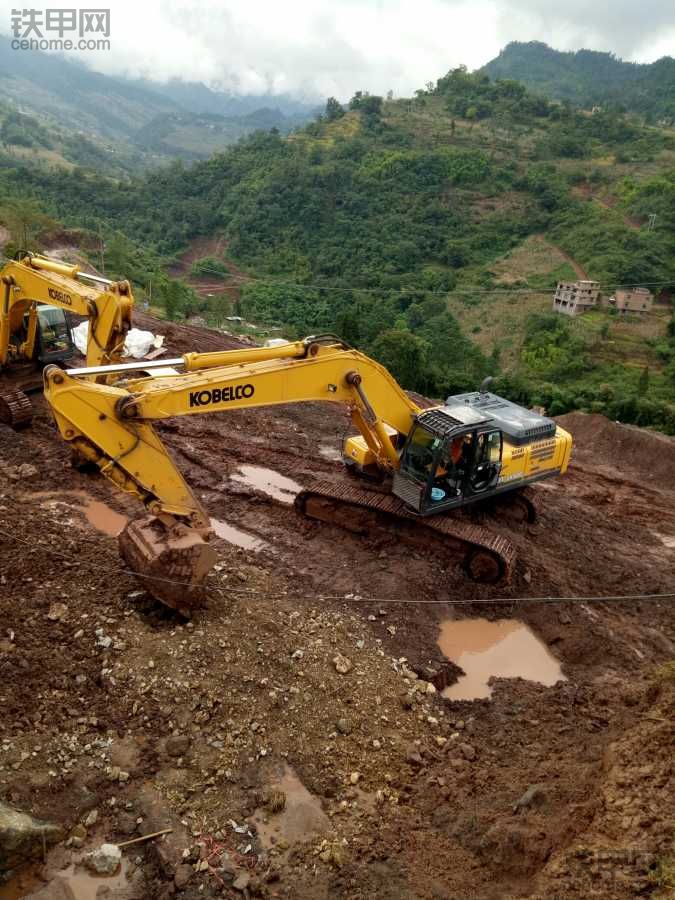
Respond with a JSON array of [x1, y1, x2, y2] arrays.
[[1, 63, 674, 431], [0, 36, 315, 165], [137, 78, 319, 119], [483, 42, 675, 123]]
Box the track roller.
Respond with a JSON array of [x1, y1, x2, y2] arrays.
[[0, 390, 33, 430]]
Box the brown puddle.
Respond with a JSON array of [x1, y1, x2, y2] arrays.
[[231, 465, 301, 504], [30, 490, 128, 537], [211, 518, 268, 552], [438, 618, 565, 701], [0, 858, 131, 900], [252, 765, 329, 852]]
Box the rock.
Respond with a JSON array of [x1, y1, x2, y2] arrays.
[[17, 463, 38, 478], [83, 809, 98, 828], [372, 739, 382, 750], [95, 630, 112, 650], [174, 863, 193, 889], [47, 602, 68, 622], [405, 746, 423, 767], [512, 784, 546, 813], [116, 812, 136, 836], [84, 843, 122, 876], [233, 872, 251, 892], [166, 735, 191, 758], [336, 718, 352, 735], [558, 611, 572, 626], [349, 772, 360, 785], [333, 654, 352, 674], [220, 853, 237, 878], [0, 801, 62, 872], [400, 693, 413, 710], [458, 742, 476, 761]]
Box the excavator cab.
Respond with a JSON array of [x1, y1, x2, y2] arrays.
[[32, 305, 74, 364], [393, 406, 503, 516]]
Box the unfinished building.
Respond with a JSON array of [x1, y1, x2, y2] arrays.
[[552, 280, 600, 316]]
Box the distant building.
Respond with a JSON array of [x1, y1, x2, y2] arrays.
[[552, 280, 600, 317], [606, 287, 653, 316]]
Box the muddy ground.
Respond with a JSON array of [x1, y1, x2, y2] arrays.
[[0, 316, 673, 899]]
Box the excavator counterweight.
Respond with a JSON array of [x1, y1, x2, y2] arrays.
[[43, 335, 572, 613]]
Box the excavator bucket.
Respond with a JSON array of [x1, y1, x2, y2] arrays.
[[119, 516, 218, 616]]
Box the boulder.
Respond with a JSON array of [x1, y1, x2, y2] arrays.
[[0, 801, 62, 874], [84, 843, 121, 875]]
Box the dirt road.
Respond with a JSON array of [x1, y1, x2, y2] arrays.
[[0, 315, 673, 899]]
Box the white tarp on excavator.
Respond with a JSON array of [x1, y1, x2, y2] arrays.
[[71, 322, 164, 359]]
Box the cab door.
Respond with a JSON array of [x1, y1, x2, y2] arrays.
[[465, 430, 502, 496]]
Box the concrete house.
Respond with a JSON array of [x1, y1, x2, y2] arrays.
[[606, 287, 654, 316], [552, 280, 600, 316]]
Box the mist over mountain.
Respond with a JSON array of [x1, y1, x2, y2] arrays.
[[0, 36, 317, 164]]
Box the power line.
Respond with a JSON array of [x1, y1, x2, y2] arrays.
[[1, 526, 673, 607], [181, 262, 675, 298]]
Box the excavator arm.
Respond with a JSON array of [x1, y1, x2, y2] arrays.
[[45, 336, 420, 525], [0, 253, 133, 369], [44, 336, 420, 613]]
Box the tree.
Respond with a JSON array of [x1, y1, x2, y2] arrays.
[[371, 329, 427, 389], [1, 199, 56, 249], [324, 97, 345, 122]]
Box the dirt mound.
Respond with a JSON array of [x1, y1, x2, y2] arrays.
[[131, 310, 247, 355], [557, 411, 675, 484], [1, 315, 674, 899]]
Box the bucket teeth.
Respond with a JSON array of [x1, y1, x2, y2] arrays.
[[119, 515, 218, 615]]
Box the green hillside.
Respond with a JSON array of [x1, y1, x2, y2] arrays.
[[2, 65, 674, 431], [483, 42, 675, 123]]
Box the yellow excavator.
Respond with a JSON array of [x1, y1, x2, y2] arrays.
[[0, 251, 134, 428], [44, 334, 572, 614]]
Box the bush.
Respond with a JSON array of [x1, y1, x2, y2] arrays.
[[190, 256, 229, 278]]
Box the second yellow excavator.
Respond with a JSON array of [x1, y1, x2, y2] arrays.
[[44, 334, 572, 614], [0, 251, 134, 427]]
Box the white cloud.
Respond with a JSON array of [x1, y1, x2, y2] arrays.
[[0, 0, 672, 99]]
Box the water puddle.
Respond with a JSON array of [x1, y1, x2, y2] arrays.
[[653, 531, 675, 550], [0, 858, 131, 900], [211, 518, 268, 552], [438, 618, 565, 701], [230, 466, 300, 504], [252, 765, 329, 851], [319, 443, 342, 462], [29, 491, 128, 537]]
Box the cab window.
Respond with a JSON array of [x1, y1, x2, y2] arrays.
[[37, 307, 70, 354], [477, 430, 502, 464], [401, 425, 441, 481]]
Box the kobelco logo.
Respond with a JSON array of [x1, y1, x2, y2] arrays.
[[189, 384, 255, 408], [47, 287, 72, 305]]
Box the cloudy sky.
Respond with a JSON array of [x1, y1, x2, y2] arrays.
[[1, 0, 674, 99]]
